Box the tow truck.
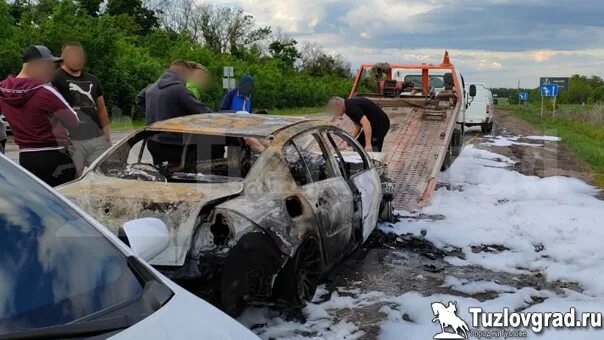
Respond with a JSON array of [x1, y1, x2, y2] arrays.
[[332, 52, 469, 212]]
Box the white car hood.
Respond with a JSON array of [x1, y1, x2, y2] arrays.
[[111, 283, 258, 339]]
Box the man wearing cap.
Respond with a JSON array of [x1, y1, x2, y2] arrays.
[[0, 45, 79, 186], [52, 41, 111, 175]]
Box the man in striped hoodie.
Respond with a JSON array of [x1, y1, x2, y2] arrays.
[[0, 45, 80, 186]]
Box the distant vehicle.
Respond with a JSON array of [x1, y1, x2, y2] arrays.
[[0, 112, 10, 134], [59, 113, 388, 315], [464, 83, 494, 133], [0, 154, 258, 339]]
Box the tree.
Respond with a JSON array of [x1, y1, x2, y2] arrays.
[[299, 42, 351, 78], [197, 4, 271, 55], [592, 86, 604, 103], [106, 0, 158, 33], [269, 36, 300, 68], [568, 75, 594, 104], [79, 0, 103, 16]]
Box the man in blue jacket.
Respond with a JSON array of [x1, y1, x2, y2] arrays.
[[220, 75, 254, 112]]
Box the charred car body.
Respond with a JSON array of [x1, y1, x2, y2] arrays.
[[59, 113, 388, 314]]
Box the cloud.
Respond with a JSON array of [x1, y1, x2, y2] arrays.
[[203, 0, 604, 87]]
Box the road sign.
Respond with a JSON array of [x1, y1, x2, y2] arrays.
[[519, 92, 528, 101], [222, 66, 235, 89], [541, 84, 559, 97], [223, 66, 234, 77], [540, 77, 569, 92]]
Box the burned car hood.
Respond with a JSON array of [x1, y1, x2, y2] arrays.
[[59, 173, 243, 266]]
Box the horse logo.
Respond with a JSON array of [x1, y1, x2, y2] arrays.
[[431, 301, 470, 339]]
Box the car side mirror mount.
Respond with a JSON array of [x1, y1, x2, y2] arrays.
[[469, 85, 477, 97], [119, 218, 170, 262]]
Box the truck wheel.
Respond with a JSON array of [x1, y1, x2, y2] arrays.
[[276, 237, 321, 306], [480, 123, 488, 133], [441, 145, 453, 171], [487, 120, 494, 133]]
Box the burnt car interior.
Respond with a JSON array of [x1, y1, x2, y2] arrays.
[[283, 130, 369, 187], [97, 131, 265, 183]]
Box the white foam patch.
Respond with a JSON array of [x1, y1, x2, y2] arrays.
[[525, 135, 561, 142], [239, 286, 384, 339], [482, 135, 543, 147], [385, 145, 604, 295]]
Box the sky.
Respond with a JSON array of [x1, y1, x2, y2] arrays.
[[208, 0, 604, 88]]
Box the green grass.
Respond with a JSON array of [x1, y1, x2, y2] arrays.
[[501, 102, 604, 182], [266, 106, 325, 116], [109, 117, 145, 131]]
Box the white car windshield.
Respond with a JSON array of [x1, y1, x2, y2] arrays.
[[0, 156, 146, 334]]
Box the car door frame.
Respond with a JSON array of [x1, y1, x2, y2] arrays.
[[322, 128, 382, 243], [282, 128, 355, 265]]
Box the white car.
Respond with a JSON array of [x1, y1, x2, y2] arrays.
[[0, 113, 9, 133], [0, 154, 259, 339], [465, 83, 494, 133]]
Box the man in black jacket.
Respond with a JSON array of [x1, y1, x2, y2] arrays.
[[138, 60, 212, 165]]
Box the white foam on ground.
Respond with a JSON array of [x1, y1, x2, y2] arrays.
[[385, 146, 604, 296], [482, 135, 543, 147], [525, 135, 562, 142]]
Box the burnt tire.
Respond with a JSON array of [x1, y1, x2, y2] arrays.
[[276, 237, 321, 306]]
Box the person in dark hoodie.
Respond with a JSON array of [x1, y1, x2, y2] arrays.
[[137, 59, 212, 165], [0, 45, 79, 186], [220, 75, 254, 112]]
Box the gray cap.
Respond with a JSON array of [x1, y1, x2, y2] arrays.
[[22, 45, 62, 63]]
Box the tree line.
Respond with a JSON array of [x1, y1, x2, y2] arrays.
[[503, 75, 604, 105], [0, 0, 353, 118]]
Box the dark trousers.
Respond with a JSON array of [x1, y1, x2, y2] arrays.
[[147, 139, 185, 166], [357, 121, 390, 152], [357, 130, 388, 152], [19, 149, 77, 187]]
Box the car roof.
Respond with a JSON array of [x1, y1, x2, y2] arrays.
[[147, 113, 322, 138]]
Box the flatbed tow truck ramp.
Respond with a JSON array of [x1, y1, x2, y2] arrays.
[[332, 52, 466, 212]]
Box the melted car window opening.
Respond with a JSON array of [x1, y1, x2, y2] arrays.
[[284, 132, 337, 186], [99, 132, 266, 183], [324, 131, 369, 178]]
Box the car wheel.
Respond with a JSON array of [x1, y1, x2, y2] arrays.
[[279, 237, 321, 306], [487, 120, 494, 133], [480, 123, 488, 133]]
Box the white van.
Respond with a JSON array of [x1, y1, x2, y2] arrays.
[[464, 83, 494, 133]]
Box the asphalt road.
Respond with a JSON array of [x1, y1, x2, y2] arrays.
[[4, 130, 135, 162]]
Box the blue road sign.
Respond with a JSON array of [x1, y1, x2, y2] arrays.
[[519, 92, 529, 101], [541, 84, 559, 97]]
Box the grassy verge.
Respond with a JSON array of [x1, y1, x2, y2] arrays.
[[500, 103, 604, 186], [267, 107, 325, 116], [109, 117, 145, 131]]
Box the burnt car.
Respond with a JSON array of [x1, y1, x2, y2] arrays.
[[59, 113, 388, 314]]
